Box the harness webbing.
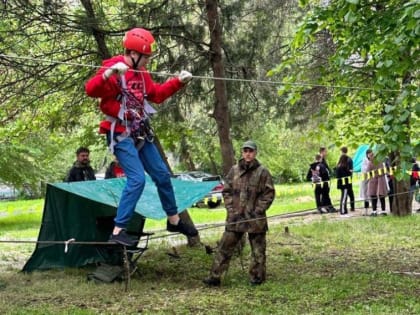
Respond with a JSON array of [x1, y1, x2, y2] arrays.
[[107, 75, 130, 153], [107, 72, 156, 153]]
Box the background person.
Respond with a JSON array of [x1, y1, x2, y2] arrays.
[[359, 149, 372, 216], [384, 156, 395, 213], [203, 140, 275, 286], [66, 147, 96, 182], [366, 151, 388, 216], [307, 154, 328, 214], [410, 157, 420, 212], [339, 147, 355, 211], [85, 27, 196, 246], [318, 147, 336, 213], [336, 155, 352, 216], [105, 157, 125, 179]]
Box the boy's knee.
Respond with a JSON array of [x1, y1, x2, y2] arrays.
[[129, 176, 145, 190]]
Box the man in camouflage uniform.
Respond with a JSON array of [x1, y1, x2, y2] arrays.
[[203, 140, 275, 286]]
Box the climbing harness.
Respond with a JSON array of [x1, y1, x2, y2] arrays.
[[106, 73, 156, 153]]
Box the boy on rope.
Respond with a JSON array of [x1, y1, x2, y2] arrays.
[[85, 27, 197, 246]]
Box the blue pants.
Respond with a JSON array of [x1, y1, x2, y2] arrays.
[[112, 137, 178, 228]]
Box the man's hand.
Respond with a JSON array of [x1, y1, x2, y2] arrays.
[[103, 62, 129, 80], [178, 70, 193, 83]]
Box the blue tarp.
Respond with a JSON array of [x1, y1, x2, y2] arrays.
[[53, 176, 218, 220], [352, 144, 370, 173]]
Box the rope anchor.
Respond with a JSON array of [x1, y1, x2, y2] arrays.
[[64, 238, 75, 253]]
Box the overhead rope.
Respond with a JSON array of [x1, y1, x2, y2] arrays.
[[0, 53, 402, 93]]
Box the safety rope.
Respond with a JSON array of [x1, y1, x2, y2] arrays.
[[0, 188, 416, 247], [0, 53, 403, 93], [0, 187, 417, 291]]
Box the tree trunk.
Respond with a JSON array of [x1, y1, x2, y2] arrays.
[[205, 0, 235, 176], [391, 71, 414, 216], [153, 135, 174, 176], [393, 179, 412, 216], [82, 0, 203, 242], [181, 136, 196, 171], [154, 135, 201, 245], [390, 151, 412, 216], [80, 0, 111, 60], [179, 211, 201, 247]]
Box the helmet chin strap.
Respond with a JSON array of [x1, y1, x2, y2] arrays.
[[130, 54, 142, 70]]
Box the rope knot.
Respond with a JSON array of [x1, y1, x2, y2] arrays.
[[64, 238, 76, 253]]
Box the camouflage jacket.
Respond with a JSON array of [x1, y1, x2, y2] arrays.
[[223, 158, 275, 233]]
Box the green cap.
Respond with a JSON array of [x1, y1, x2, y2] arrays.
[[242, 140, 257, 151]]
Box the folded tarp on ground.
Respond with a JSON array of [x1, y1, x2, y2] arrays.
[[22, 176, 217, 272]]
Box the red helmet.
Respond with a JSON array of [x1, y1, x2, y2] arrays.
[[122, 28, 156, 55]]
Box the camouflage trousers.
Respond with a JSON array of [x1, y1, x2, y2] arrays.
[[210, 231, 266, 282]]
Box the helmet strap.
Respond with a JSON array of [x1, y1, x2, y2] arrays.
[[131, 54, 142, 70]]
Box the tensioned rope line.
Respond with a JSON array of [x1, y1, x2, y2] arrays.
[[0, 207, 313, 250], [0, 189, 416, 247], [0, 53, 402, 93], [191, 188, 418, 233]]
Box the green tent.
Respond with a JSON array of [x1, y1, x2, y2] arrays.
[[23, 177, 217, 272]]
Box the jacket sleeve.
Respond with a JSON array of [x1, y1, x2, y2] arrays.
[[361, 158, 369, 173], [65, 169, 74, 182], [348, 157, 354, 172], [144, 71, 185, 104], [88, 168, 96, 181], [85, 59, 123, 100], [319, 164, 328, 180], [222, 167, 235, 213], [255, 168, 275, 214], [66, 167, 78, 182], [306, 166, 313, 181]]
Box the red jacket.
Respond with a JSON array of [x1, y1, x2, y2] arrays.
[[85, 55, 184, 133]]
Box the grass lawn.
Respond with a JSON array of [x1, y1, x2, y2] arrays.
[[0, 183, 419, 314], [145, 182, 345, 231]]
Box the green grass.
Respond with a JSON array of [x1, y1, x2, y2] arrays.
[[144, 182, 344, 231], [0, 182, 343, 231], [1, 183, 419, 314], [0, 199, 44, 238]]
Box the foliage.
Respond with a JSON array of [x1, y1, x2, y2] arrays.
[[241, 121, 329, 182], [0, 1, 109, 190], [0, 0, 321, 187], [4, 0, 415, 193], [159, 0, 305, 174], [271, 0, 419, 176]]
